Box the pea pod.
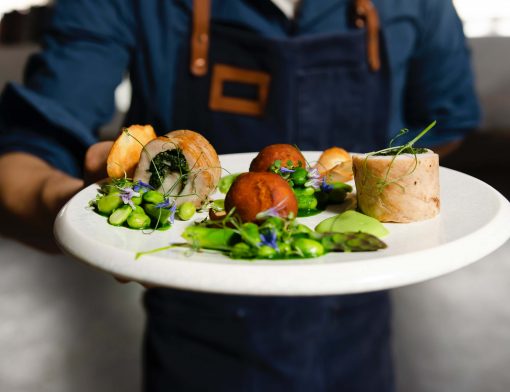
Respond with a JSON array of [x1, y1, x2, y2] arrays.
[[108, 205, 132, 226], [182, 226, 240, 251]]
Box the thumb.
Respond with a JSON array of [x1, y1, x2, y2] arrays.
[[84, 141, 114, 185]]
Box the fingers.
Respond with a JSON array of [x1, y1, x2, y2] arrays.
[[84, 141, 114, 185]]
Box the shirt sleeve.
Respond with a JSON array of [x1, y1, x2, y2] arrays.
[[0, 0, 135, 177], [403, 0, 481, 147]]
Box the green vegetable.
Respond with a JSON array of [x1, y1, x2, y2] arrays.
[[143, 190, 165, 204], [178, 202, 196, 221], [108, 205, 132, 226], [144, 203, 171, 225], [182, 226, 240, 251], [257, 245, 277, 259], [127, 212, 151, 229], [97, 194, 123, 215], [291, 167, 308, 186], [293, 238, 324, 258], [327, 188, 347, 204], [240, 223, 261, 247], [218, 174, 240, 194], [320, 232, 387, 252], [131, 195, 143, 206], [231, 242, 256, 259], [293, 187, 315, 197], [296, 194, 318, 210], [148, 149, 189, 190], [315, 210, 389, 237]]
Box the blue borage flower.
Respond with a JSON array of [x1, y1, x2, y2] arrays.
[[120, 187, 140, 209], [255, 198, 288, 220], [259, 229, 279, 250], [133, 180, 153, 192], [156, 198, 177, 224], [320, 177, 334, 192], [279, 167, 295, 174]]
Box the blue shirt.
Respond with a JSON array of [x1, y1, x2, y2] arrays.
[[0, 0, 480, 177]]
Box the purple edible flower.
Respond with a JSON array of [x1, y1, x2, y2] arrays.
[[156, 198, 177, 224], [320, 177, 334, 192], [279, 167, 295, 174], [305, 168, 323, 189], [255, 198, 288, 220], [133, 180, 153, 192], [120, 187, 140, 209], [259, 229, 279, 250]]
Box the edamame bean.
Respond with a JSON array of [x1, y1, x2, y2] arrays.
[[291, 167, 308, 186], [127, 212, 151, 229], [143, 190, 165, 204], [296, 195, 318, 210], [257, 245, 277, 259], [97, 194, 123, 215], [293, 187, 315, 197], [178, 202, 196, 221], [231, 242, 255, 259], [108, 205, 131, 226], [144, 204, 171, 224], [293, 238, 325, 258]]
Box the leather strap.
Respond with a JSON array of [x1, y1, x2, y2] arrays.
[[190, 0, 211, 76], [354, 0, 381, 72]]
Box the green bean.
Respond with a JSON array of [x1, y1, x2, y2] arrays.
[[127, 212, 151, 229], [178, 202, 196, 221], [292, 238, 324, 258], [143, 190, 165, 204], [97, 194, 123, 215], [108, 205, 132, 226]]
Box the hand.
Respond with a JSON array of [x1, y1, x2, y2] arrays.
[[0, 142, 113, 252]]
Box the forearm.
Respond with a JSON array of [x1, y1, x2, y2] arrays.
[[0, 152, 83, 250]]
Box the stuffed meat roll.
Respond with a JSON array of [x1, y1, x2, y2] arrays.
[[134, 130, 221, 208], [352, 150, 440, 222]]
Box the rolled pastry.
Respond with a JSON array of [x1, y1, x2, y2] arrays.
[[352, 150, 440, 222], [134, 130, 221, 208]]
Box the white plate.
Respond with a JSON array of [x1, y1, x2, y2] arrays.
[[54, 152, 510, 296]]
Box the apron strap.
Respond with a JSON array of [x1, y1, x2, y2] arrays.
[[190, 0, 211, 76], [189, 0, 381, 75], [354, 0, 381, 72]]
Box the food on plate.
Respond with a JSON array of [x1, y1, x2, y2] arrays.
[[352, 121, 439, 223], [107, 125, 157, 179], [315, 210, 389, 238], [314, 147, 353, 182], [224, 172, 298, 222], [134, 129, 221, 208], [249, 144, 306, 172], [178, 215, 387, 260], [90, 179, 197, 230]]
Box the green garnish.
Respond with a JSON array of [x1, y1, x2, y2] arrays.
[[148, 149, 189, 189]]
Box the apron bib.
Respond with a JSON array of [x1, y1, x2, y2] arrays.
[[171, 0, 390, 153], [145, 1, 394, 391]]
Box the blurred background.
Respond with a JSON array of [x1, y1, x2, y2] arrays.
[[0, 1, 509, 391]]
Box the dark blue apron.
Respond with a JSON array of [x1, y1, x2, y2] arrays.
[[144, 1, 394, 391]]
